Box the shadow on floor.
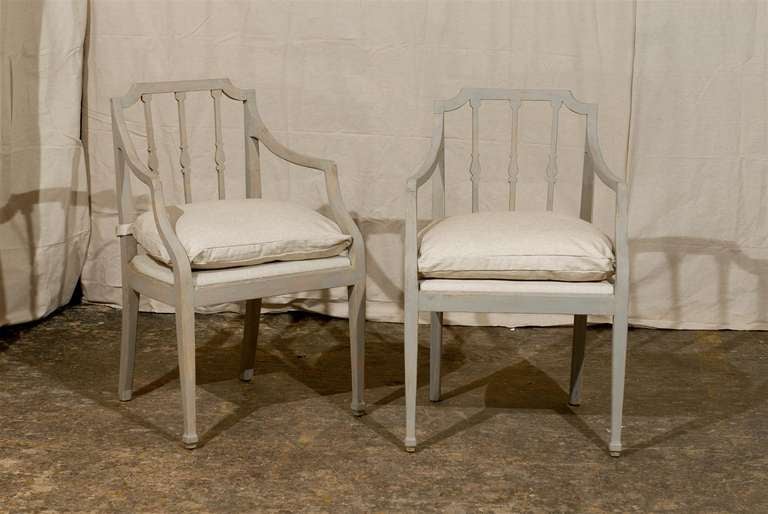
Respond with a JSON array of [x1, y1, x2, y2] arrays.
[[2, 305, 767, 455]]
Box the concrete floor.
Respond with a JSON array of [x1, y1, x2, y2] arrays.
[[1, 304, 767, 512]]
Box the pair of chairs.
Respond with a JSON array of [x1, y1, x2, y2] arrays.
[[112, 79, 629, 456]]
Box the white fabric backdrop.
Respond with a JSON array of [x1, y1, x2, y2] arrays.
[[0, 0, 89, 327], [628, 1, 768, 329], [80, 0, 768, 330]]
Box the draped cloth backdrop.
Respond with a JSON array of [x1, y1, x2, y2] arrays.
[[2, 1, 766, 330], [0, 0, 89, 326]]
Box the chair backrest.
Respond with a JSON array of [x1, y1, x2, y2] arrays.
[[435, 88, 594, 214], [111, 78, 262, 220]]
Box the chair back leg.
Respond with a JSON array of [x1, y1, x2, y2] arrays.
[[348, 282, 366, 416], [569, 314, 588, 406], [118, 288, 140, 402], [429, 312, 443, 402], [175, 300, 198, 449], [609, 311, 629, 456], [239, 298, 262, 382]]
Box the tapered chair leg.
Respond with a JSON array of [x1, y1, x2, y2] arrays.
[[118, 287, 140, 402], [569, 314, 587, 406], [404, 296, 419, 452], [429, 312, 443, 402], [348, 282, 366, 416], [609, 311, 629, 457], [175, 302, 198, 449], [240, 299, 262, 382]]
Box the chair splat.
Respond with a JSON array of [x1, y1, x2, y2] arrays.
[[469, 97, 482, 213], [507, 99, 521, 210], [140, 95, 159, 173], [545, 99, 562, 211], [174, 91, 192, 203], [211, 89, 226, 200]]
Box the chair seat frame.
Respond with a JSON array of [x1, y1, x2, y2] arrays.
[[403, 88, 629, 456], [112, 78, 366, 448]]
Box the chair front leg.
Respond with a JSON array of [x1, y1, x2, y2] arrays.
[[569, 314, 587, 406], [429, 311, 443, 402], [175, 300, 198, 449], [348, 281, 366, 416], [609, 311, 629, 457], [240, 298, 262, 382], [404, 293, 419, 452], [118, 287, 140, 402]]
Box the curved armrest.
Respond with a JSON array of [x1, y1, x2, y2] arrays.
[[244, 94, 365, 272], [584, 106, 630, 298], [146, 177, 194, 282], [406, 113, 444, 192], [111, 99, 160, 187], [122, 158, 194, 286], [586, 140, 624, 192], [244, 95, 332, 173], [111, 99, 193, 283], [251, 126, 334, 173], [585, 106, 624, 192]]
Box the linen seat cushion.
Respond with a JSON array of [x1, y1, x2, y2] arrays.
[[131, 254, 351, 287], [418, 211, 614, 281], [132, 198, 351, 269]]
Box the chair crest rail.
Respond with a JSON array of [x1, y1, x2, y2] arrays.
[[410, 88, 624, 216]]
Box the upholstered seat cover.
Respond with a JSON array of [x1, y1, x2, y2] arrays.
[[131, 254, 352, 286], [418, 211, 614, 281], [133, 199, 351, 269]]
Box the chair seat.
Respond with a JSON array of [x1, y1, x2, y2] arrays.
[[131, 254, 352, 287], [132, 198, 351, 270], [420, 278, 614, 295], [418, 211, 614, 281]]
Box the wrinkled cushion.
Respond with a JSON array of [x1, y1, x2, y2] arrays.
[[418, 211, 614, 281], [133, 199, 351, 269]]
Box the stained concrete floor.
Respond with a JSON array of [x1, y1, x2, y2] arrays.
[[1, 304, 767, 512]]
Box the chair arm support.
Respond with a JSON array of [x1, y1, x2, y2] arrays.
[[122, 152, 159, 187], [406, 113, 445, 192], [111, 98, 191, 279], [113, 152, 191, 286], [121, 160, 194, 287], [403, 189, 420, 295], [323, 164, 366, 272], [613, 183, 630, 301], [111, 99, 160, 187], [143, 177, 193, 281]]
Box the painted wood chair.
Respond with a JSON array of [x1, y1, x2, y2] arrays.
[[111, 79, 366, 448], [404, 88, 629, 456]]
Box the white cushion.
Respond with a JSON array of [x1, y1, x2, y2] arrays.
[[418, 211, 614, 281], [131, 254, 351, 287], [133, 199, 351, 269]]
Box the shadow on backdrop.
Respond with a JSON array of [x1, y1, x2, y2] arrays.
[[630, 237, 768, 328]]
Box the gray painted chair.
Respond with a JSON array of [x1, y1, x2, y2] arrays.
[[111, 79, 366, 448], [404, 88, 629, 456]]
